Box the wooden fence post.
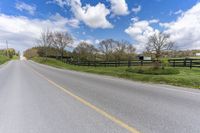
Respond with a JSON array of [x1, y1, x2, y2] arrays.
[[140, 60, 143, 66], [190, 59, 192, 69], [128, 57, 131, 67], [128, 60, 131, 67], [173, 60, 175, 67], [184, 59, 186, 67]]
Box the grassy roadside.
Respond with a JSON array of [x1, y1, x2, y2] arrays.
[[12, 55, 20, 60], [0, 55, 10, 65], [32, 57, 200, 89], [0, 55, 20, 65]]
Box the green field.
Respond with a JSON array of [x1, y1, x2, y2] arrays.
[[0, 55, 10, 65], [32, 57, 200, 89], [12, 55, 20, 60]]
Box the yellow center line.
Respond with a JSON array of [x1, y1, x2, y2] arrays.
[[28, 65, 141, 133]]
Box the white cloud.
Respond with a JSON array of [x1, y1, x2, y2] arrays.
[[109, 0, 129, 16], [132, 5, 141, 14], [161, 3, 200, 50], [15, 2, 36, 15], [48, 0, 113, 29], [131, 17, 139, 22], [174, 9, 183, 15], [0, 13, 75, 51], [69, 0, 113, 29], [46, 0, 68, 7], [125, 20, 159, 52], [50, 13, 79, 28], [149, 19, 159, 24]]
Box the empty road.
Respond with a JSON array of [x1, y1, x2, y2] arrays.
[[0, 60, 200, 133]]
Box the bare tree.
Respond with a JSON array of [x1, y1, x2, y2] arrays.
[[146, 32, 174, 68], [114, 40, 127, 61], [38, 30, 53, 61], [98, 39, 116, 61], [113, 40, 136, 61], [73, 42, 98, 61], [52, 32, 73, 60], [125, 43, 136, 60], [146, 32, 174, 60]]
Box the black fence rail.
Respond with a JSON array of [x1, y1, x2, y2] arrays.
[[53, 57, 200, 68], [64, 60, 160, 67], [168, 59, 200, 68]]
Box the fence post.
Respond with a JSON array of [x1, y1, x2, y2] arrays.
[[173, 60, 175, 67], [94, 61, 96, 67], [190, 59, 192, 69], [184, 59, 186, 67], [140, 60, 143, 66], [128, 60, 131, 67]]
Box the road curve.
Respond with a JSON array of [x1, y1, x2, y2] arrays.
[[0, 60, 200, 133]]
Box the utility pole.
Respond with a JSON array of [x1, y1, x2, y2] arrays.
[[6, 40, 8, 57]]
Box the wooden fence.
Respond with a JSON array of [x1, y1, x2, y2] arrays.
[[65, 59, 200, 68], [64, 60, 160, 67], [168, 58, 200, 68], [51, 56, 200, 68]]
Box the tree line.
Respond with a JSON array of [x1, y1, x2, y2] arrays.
[[24, 30, 200, 65], [24, 30, 137, 62], [0, 48, 19, 58]]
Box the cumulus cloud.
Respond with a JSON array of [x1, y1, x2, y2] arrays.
[[15, 2, 36, 15], [48, 0, 113, 28], [46, 0, 68, 7], [125, 20, 159, 52], [0, 13, 76, 51], [161, 3, 200, 50], [69, 0, 113, 29], [132, 5, 141, 14], [50, 13, 79, 28], [149, 19, 160, 24], [109, 0, 129, 16], [174, 9, 183, 15], [131, 17, 139, 22]]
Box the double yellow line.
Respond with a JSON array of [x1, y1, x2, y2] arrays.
[[29, 65, 140, 133]]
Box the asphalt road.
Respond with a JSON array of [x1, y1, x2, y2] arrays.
[[0, 60, 200, 133]]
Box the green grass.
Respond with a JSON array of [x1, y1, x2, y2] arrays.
[[32, 57, 200, 89], [0, 55, 10, 65], [126, 67, 180, 75], [12, 55, 19, 60]]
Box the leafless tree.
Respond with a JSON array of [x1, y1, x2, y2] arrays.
[[73, 41, 98, 61], [114, 40, 127, 61], [52, 32, 73, 60], [125, 43, 136, 60], [38, 30, 53, 61], [146, 32, 174, 60], [146, 32, 174, 68], [98, 39, 116, 61], [114, 40, 136, 61]]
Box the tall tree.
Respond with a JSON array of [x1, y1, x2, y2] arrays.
[[98, 39, 116, 61], [146, 32, 174, 68], [52, 32, 73, 60], [73, 42, 98, 61], [125, 42, 136, 60], [146, 32, 174, 60], [114, 40, 127, 61], [38, 30, 53, 61]]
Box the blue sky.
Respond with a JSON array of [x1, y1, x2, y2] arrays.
[[0, 0, 200, 52]]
